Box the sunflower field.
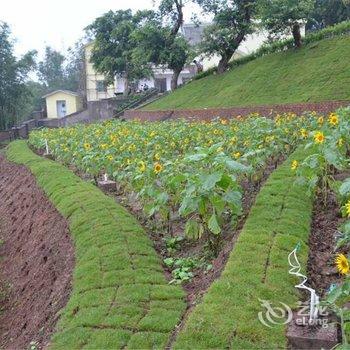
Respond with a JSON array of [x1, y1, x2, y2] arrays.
[[29, 110, 349, 254]]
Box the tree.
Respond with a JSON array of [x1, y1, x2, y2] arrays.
[[37, 42, 86, 103], [306, 0, 350, 31], [196, 0, 256, 74], [158, 0, 188, 89], [132, 0, 192, 90], [86, 10, 155, 95], [259, 0, 315, 48], [38, 46, 66, 90], [66, 39, 88, 104], [132, 18, 191, 90], [0, 22, 36, 130]]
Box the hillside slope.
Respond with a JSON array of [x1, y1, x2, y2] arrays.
[[145, 35, 350, 111]]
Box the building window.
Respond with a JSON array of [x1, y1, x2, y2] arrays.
[[96, 80, 107, 93]]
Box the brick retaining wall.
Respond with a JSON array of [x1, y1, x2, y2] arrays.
[[123, 100, 350, 121]]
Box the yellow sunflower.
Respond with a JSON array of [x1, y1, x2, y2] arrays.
[[314, 131, 325, 144], [345, 200, 350, 217], [300, 128, 308, 138], [328, 113, 339, 126], [291, 160, 298, 171], [154, 162, 163, 174], [138, 161, 146, 172], [84, 143, 92, 151], [335, 254, 350, 275]]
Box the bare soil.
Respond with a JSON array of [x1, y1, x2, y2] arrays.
[[0, 155, 74, 350], [307, 182, 349, 296], [290, 172, 350, 349]]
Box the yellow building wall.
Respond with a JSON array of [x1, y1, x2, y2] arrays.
[[46, 92, 82, 119], [85, 43, 116, 102]]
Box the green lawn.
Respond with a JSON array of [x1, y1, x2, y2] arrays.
[[6, 141, 186, 350], [145, 35, 350, 111]]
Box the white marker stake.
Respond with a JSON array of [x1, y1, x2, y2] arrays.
[[288, 247, 319, 322], [45, 139, 49, 155], [103, 173, 108, 182]]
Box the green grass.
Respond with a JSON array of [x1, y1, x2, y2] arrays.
[[145, 35, 350, 111], [6, 141, 186, 349], [173, 146, 315, 349]]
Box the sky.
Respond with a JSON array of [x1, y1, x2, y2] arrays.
[[1, 0, 200, 58]]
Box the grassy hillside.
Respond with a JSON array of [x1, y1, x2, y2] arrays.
[[145, 35, 350, 111]]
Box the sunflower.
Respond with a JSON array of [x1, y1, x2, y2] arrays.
[[107, 155, 113, 161], [300, 128, 308, 138], [345, 200, 350, 217], [138, 161, 146, 172], [291, 160, 298, 171], [84, 143, 92, 151], [314, 131, 325, 144], [328, 113, 339, 126], [337, 138, 344, 147], [317, 116, 324, 125], [154, 162, 163, 174], [233, 152, 241, 159], [335, 254, 350, 275]]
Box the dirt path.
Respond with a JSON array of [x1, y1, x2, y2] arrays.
[[0, 154, 74, 349]]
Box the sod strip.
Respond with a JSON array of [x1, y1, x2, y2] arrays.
[[174, 147, 314, 349], [6, 141, 186, 350]]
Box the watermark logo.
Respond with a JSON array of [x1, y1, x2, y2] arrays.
[[258, 299, 293, 328], [258, 299, 330, 328]]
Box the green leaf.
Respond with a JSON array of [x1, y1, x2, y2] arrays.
[[179, 196, 198, 216], [200, 173, 222, 191], [185, 219, 200, 239], [225, 159, 251, 173], [185, 153, 207, 162], [210, 195, 225, 215], [344, 221, 350, 234], [326, 285, 343, 304], [208, 213, 221, 235], [224, 190, 242, 208], [163, 258, 174, 267], [339, 178, 350, 197], [324, 148, 342, 169], [217, 173, 233, 190]]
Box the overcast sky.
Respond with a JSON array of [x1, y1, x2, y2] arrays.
[[2, 0, 200, 58]]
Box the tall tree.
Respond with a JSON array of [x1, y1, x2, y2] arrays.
[[66, 39, 87, 103], [37, 46, 66, 90], [0, 22, 36, 130], [259, 0, 315, 48], [157, 0, 188, 89], [306, 0, 350, 31], [86, 10, 155, 95], [132, 12, 191, 90], [196, 0, 256, 74]]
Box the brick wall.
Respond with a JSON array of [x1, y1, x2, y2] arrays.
[[0, 119, 38, 143], [123, 100, 350, 121]]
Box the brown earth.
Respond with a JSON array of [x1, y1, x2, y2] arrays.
[[0, 154, 74, 350], [308, 179, 349, 296]]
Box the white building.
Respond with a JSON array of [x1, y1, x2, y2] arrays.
[[85, 23, 304, 101]]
